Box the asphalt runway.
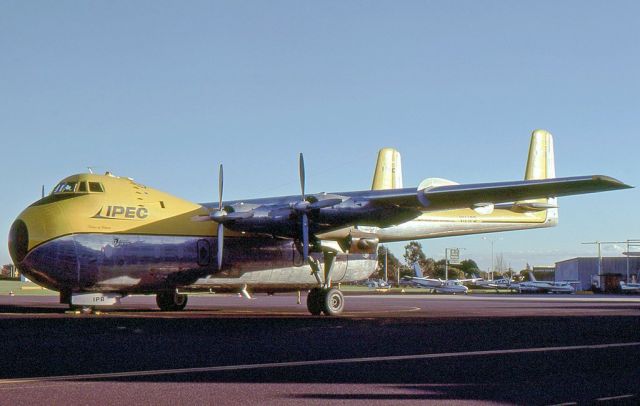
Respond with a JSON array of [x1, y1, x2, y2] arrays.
[[0, 293, 639, 405]]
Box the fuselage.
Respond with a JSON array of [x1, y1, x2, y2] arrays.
[[319, 204, 558, 243], [8, 171, 561, 296]]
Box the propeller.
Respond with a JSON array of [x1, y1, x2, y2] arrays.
[[297, 153, 310, 261], [293, 153, 345, 262], [209, 164, 256, 269], [213, 164, 225, 271], [211, 154, 342, 266]]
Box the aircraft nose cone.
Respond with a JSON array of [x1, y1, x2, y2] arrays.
[[8, 219, 29, 264]]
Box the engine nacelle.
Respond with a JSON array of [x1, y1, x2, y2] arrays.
[[346, 236, 379, 254]]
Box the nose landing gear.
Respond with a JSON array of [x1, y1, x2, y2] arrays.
[[156, 291, 188, 311]]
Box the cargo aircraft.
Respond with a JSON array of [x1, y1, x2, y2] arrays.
[[8, 130, 631, 315]]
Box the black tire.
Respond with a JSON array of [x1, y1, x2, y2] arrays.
[[306, 288, 323, 315], [322, 288, 344, 316], [156, 292, 188, 311]]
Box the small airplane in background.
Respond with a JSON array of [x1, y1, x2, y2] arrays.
[[402, 263, 480, 294], [473, 277, 518, 292], [517, 272, 575, 294], [366, 279, 391, 289], [8, 130, 629, 314], [619, 281, 640, 293]]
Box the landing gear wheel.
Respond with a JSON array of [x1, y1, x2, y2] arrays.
[[322, 288, 344, 316], [306, 288, 323, 315], [156, 292, 188, 311]]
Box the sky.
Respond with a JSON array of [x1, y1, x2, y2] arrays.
[[1, 1, 639, 272]]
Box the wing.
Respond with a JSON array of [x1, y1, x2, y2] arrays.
[[362, 175, 631, 212], [202, 175, 630, 239]]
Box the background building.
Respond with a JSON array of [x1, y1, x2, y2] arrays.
[[555, 257, 640, 291]]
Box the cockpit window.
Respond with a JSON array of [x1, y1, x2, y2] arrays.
[[50, 181, 104, 195], [89, 182, 104, 192], [53, 182, 77, 193]]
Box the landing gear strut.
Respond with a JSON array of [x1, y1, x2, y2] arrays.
[[156, 291, 188, 311], [306, 250, 345, 316]]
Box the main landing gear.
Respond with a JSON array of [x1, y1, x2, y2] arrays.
[[156, 291, 188, 311], [307, 287, 344, 316], [306, 250, 345, 316]]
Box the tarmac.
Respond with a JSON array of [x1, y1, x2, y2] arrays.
[[0, 293, 639, 405]]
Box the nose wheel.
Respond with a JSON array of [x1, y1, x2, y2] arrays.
[[156, 291, 188, 311]]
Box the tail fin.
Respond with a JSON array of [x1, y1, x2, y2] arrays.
[[371, 148, 403, 190], [413, 262, 423, 278], [514, 130, 559, 223], [524, 129, 555, 181], [528, 271, 537, 282]]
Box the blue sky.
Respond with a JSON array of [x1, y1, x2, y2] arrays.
[[1, 1, 638, 271]]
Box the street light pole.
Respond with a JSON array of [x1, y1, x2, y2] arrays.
[[444, 248, 448, 280], [482, 237, 502, 280], [384, 246, 388, 283]]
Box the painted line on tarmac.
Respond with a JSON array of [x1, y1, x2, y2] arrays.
[[1, 341, 639, 386], [595, 394, 636, 401]]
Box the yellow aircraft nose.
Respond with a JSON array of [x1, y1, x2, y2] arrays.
[[8, 205, 76, 291]]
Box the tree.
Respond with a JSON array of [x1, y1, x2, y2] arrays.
[[432, 259, 464, 280], [403, 241, 435, 277], [459, 259, 480, 278]]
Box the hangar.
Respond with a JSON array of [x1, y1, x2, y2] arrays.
[[555, 257, 640, 292]]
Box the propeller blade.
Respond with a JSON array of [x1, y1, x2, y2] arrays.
[[218, 164, 224, 210], [302, 212, 309, 261], [217, 223, 224, 270], [299, 153, 305, 201]]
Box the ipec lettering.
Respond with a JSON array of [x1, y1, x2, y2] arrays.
[[95, 206, 149, 220]]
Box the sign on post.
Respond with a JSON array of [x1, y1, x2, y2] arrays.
[[449, 248, 460, 265]]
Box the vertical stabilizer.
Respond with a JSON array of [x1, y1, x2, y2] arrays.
[[413, 262, 423, 278], [517, 129, 558, 224], [371, 148, 403, 190], [524, 129, 555, 180]]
